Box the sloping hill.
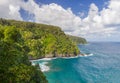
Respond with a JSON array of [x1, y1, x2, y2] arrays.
[[67, 35, 87, 44], [0, 18, 80, 59], [0, 18, 87, 82]]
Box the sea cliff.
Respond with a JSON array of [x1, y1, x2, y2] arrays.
[[0, 18, 87, 82], [0, 18, 87, 59]]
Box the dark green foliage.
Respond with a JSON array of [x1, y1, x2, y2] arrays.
[[0, 25, 48, 83], [0, 18, 80, 58], [0, 19, 86, 83], [0, 18, 86, 82], [67, 35, 87, 44]]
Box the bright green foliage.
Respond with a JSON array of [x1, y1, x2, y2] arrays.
[[0, 26, 4, 40], [41, 33, 56, 54], [0, 18, 86, 82], [0, 19, 80, 58], [0, 25, 48, 83], [4, 26, 21, 43]]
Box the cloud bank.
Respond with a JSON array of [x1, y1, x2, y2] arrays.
[[0, 0, 120, 41]]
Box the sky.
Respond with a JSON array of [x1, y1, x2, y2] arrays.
[[0, 0, 120, 41]]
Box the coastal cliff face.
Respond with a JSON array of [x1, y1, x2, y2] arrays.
[[0, 18, 83, 59], [0, 19, 86, 58], [0, 22, 48, 82], [0, 19, 84, 58], [0, 18, 87, 82], [67, 35, 87, 44]]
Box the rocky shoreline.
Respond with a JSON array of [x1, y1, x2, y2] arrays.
[[29, 53, 89, 60]]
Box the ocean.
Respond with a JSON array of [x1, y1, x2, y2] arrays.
[[32, 42, 120, 83]]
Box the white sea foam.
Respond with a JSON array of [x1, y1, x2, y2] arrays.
[[62, 53, 94, 59], [30, 53, 94, 63], [31, 62, 36, 66], [62, 56, 79, 59], [79, 53, 94, 57], [31, 57, 58, 62], [89, 53, 93, 56], [39, 57, 58, 61], [39, 62, 50, 72], [38, 58, 52, 61]]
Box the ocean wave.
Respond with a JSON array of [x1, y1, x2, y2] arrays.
[[39, 57, 58, 61], [31, 56, 79, 61], [31, 62, 36, 66], [62, 56, 79, 59], [31, 53, 94, 62], [79, 53, 94, 57], [39, 62, 50, 72], [31, 57, 57, 62], [62, 53, 94, 59]]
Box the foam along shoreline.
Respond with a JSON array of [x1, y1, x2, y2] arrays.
[[31, 56, 78, 62], [31, 61, 50, 72], [39, 62, 50, 72], [30, 57, 57, 62], [30, 53, 93, 62], [31, 53, 93, 72], [80, 53, 93, 57]]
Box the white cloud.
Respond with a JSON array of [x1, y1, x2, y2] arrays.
[[77, 1, 120, 41], [9, 5, 22, 20], [101, 0, 120, 25], [0, 0, 120, 41], [0, 0, 22, 20], [18, 1, 82, 31]]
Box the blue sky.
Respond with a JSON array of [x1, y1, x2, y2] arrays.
[[20, 0, 109, 21], [34, 0, 108, 17], [0, 0, 120, 41]]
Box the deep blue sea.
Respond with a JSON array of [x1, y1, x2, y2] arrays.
[[32, 42, 120, 83]]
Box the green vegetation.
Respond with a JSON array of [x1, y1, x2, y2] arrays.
[[0, 18, 88, 82], [67, 35, 87, 44], [0, 18, 87, 82], [0, 25, 48, 83], [0, 18, 80, 58]]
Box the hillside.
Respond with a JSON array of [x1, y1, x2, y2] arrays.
[[68, 35, 87, 44], [0, 18, 87, 82], [0, 19, 48, 82], [0, 18, 80, 59]]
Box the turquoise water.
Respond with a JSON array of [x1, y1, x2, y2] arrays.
[[32, 42, 120, 83]]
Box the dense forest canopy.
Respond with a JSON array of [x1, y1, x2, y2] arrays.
[[0, 25, 48, 83], [0, 18, 87, 82], [0, 18, 83, 58]]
